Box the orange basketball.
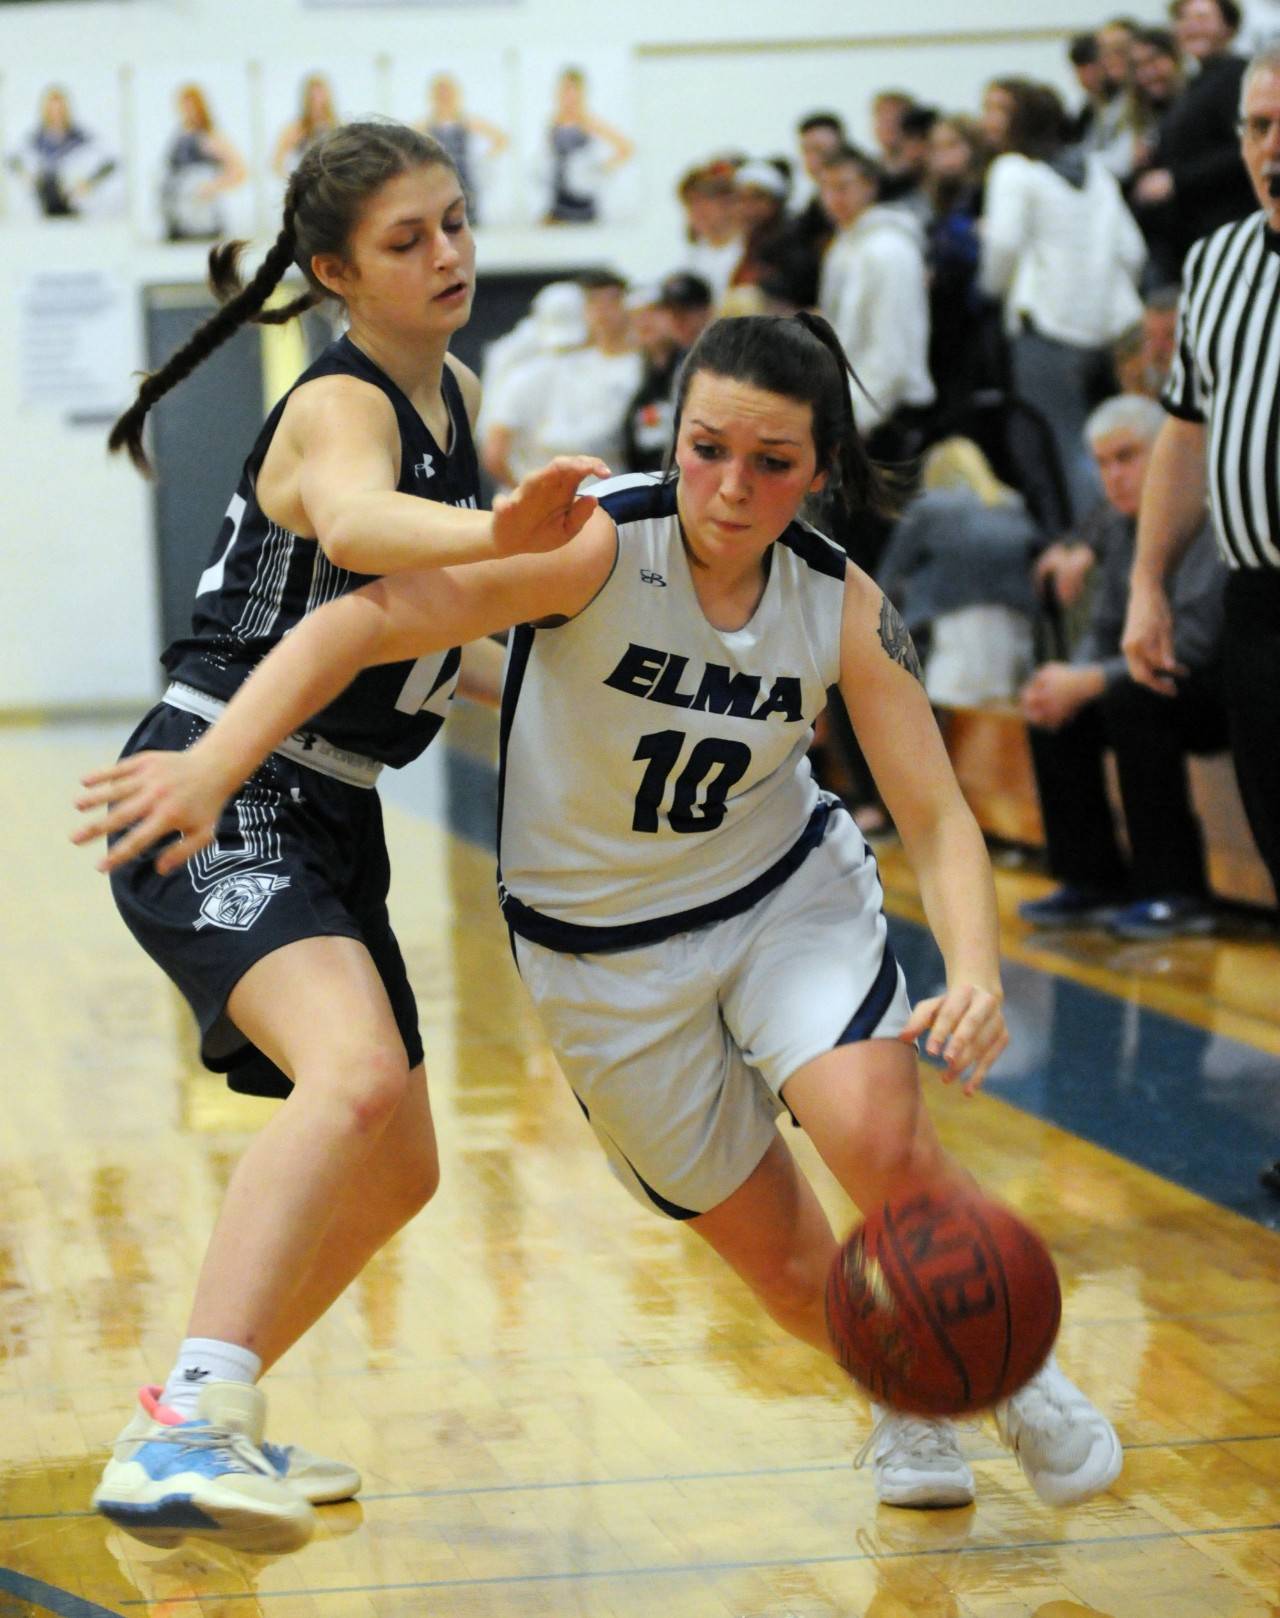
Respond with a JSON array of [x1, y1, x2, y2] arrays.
[[824, 1184, 1061, 1416]]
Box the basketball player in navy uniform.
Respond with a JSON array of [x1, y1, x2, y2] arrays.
[[77, 120, 605, 1553], [80, 314, 1122, 1519]]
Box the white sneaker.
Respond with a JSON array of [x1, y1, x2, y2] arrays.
[[93, 1383, 315, 1553], [994, 1354, 1123, 1507], [261, 1440, 361, 1504], [857, 1405, 976, 1508]]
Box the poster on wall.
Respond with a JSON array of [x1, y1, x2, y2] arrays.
[[388, 51, 513, 227], [4, 69, 126, 221], [259, 60, 381, 224], [130, 64, 254, 245], [516, 49, 638, 227]]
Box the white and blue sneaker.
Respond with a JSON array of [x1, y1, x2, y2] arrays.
[[262, 1439, 361, 1504], [93, 1382, 315, 1552]]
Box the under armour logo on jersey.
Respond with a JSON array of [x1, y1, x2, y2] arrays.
[[414, 453, 435, 481], [640, 569, 667, 587]]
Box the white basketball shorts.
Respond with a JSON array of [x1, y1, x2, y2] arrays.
[[512, 809, 911, 1219]]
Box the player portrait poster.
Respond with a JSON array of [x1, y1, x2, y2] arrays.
[[131, 64, 254, 245], [4, 68, 126, 222], [259, 60, 381, 226], [388, 51, 513, 227], [517, 48, 639, 227]]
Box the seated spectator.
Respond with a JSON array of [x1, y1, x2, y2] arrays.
[[979, 79, 1146, 527], [478, 281, 587, 484], [816, 144, 935, 462], [621, 272, 712, 473], [481, 269, 640, 487], [1018, 394, 1229, 939], [878, 438, 1040, 705]]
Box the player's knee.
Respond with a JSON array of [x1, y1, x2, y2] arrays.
[[323, 1045, 412, 1136], [752, 1249, 827, 1324]]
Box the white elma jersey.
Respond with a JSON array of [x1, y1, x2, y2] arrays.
[[497, 474, 851, 951]]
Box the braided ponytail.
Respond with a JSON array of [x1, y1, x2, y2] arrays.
[[109, 118, 459, 476], [109, 211, 300, 474]]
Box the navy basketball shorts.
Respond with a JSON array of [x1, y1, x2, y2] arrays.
[[512, 809, 911, 1220], [109, 703, 423, 1098]]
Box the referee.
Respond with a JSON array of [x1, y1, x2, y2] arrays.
[[1123, 45, 1280, 1195]]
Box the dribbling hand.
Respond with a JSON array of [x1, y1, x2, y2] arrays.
[[72, 748, 231, 875], [491, 455, 611, 557], [898, 984, 1008, 1096]]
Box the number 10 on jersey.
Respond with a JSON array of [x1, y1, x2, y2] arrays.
[[631, 730, 752, 834]]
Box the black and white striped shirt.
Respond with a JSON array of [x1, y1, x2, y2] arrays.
[[1165, 210, 1280, 571]]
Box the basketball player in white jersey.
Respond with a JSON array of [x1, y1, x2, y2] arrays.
[[77, 119, 604, 1553], [79, 312, 1122, 1516]]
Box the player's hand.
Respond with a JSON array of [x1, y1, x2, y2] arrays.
[[1122, 577, 1183, 696], [899, 984, 1008, 1096], [72, 747, 230, 875], [491, 455, 611, 557]]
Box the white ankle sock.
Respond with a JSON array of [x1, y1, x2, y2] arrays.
[[160, 1338, 263, 1420]]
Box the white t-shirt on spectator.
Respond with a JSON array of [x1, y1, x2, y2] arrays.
[[485, 346, 643, 481]]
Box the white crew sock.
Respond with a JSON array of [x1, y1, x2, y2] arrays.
[[160, 1337, 263, 1420]]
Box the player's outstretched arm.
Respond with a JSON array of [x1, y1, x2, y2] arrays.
[[837, 569, 1008, 1094], [295, 379, 608, 574], [73, 506, 618, 874]]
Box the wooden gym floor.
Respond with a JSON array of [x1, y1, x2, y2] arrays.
[[1, 711, 1277, 1618]]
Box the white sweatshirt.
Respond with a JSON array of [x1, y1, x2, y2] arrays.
[[980, 151, 1146, 348], [818, 205, 935, 435]]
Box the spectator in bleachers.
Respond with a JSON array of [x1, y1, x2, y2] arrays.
[[817, 145, 935, 463], [1127, 26, 1185, 178], [870, 88, 915, 177], [621, 272, 712, 474], [980, 80, 1146, 527], [1065, 32, 1108, 145], [481, 270, 640, 487], [1084, 17, 1146, 180], [1129, 0, 1254, 284], [787, 111, 846, 306], [923, 113, 998, 417], [980, 76, 1029, 156], [676, 164, 742, 307], [1018, 395, 1227, 939], [878, 438, 1040, 705], [726, 158, 814, 309], [879, 104, 936, 222]]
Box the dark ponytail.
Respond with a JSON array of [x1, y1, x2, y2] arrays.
[[109, 119, 458, 475], [667, 312, 899, 543]]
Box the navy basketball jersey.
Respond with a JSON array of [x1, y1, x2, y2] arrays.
[[163, 334, 480, 767]]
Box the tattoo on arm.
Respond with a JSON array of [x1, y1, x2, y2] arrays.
[[877, 594, 924, 683]]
